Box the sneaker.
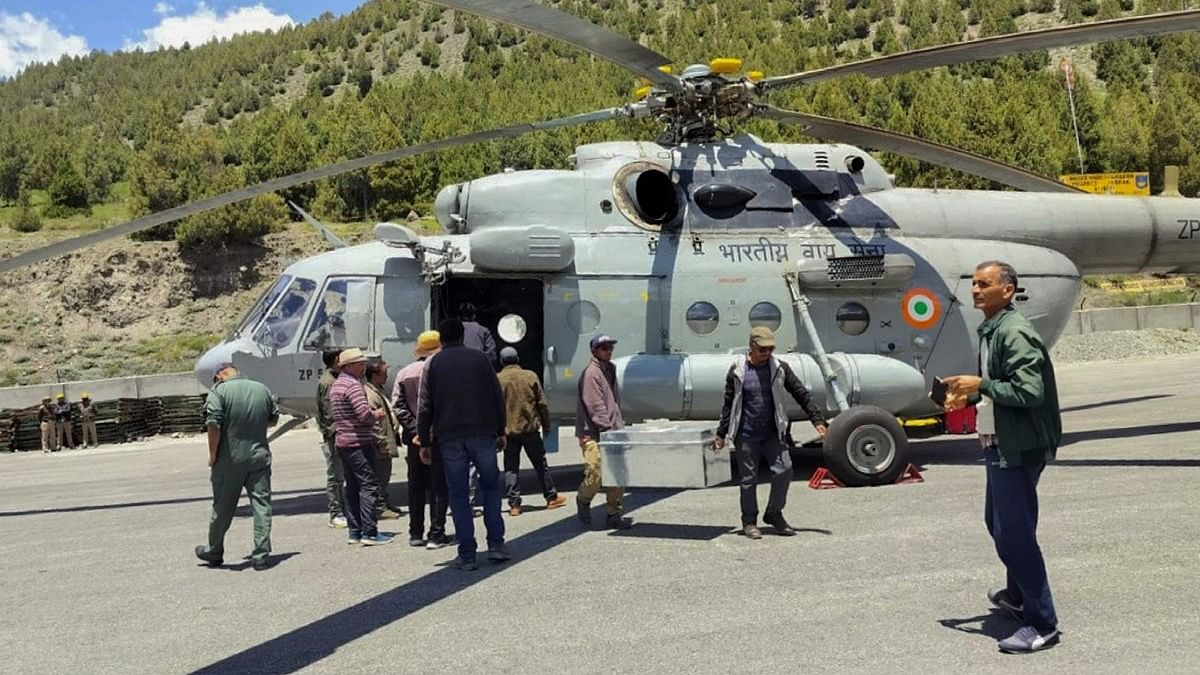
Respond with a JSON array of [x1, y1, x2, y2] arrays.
[[487, 545, 512, 562], [509, 504, 522, 516], [454, 556, 478, 571], [576, 498, 592, 526], [605, 514, 633, 530], [347, 534, 362, 545], [763, 512, 797, 536], [998, 626, 1060, 653], [546, 495, 567, 510], [472, 506, 483, 518], [379, 508, 402, 520], [194, 545, 223, 567], [361, 534, 394, 546], [408, 537, 427, 547], [987, 587, 1024, 621], [328, 516, 347, 529], [743, 523, 763, 540], [252, 557, 270, 571], [426, 535, 453, 550]]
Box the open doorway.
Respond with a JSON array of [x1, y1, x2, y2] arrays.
[[433, 277, 545, 378]]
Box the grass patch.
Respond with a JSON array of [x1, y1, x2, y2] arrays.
[[132, 332, 221, 366], [1114, 290, 1193, 307], [0, 182, 132, 234]]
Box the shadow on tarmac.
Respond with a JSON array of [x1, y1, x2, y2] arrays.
[[938, 608, 1022, 641], [194, 552, 302, 572], [0, 488, 323, 519], [1060, 393, 1173, 413], [189, 489, 680, 675]]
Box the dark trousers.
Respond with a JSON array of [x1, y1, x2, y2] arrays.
[[337, 444, 379, 538], [406, 442, 448, 540], [373, 454, 395, 515], [984, 445, 1058, 632], [503, 432, 558, 506], [440, 435, 504, 562], [735, 436, 793, 524]]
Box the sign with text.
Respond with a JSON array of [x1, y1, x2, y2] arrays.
[[1060, 172, 1151, 196]]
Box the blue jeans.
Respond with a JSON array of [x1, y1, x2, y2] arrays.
[[439, 435, 505, 561], [983, 444, 1058, 632]]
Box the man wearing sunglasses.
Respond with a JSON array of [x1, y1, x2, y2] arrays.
[[716, 327, 827, 539]]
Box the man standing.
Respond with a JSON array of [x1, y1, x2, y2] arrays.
[[364, 357, 402, 521], [38, 396, 55, 453], [417, 318, 509, 571], [459, 302, 498, 370], [330, 348, 393, 547], [79, 393, 98, 448], [53, 392, 74, 450], [393, 330, 452, 549], [498, 346, 566, 516], [715, 327, 827, 540], [575, 335, 632, 530], [316, 350, 347, 529], [194, 364, 278, 571], [944, 260, 1062, 654]]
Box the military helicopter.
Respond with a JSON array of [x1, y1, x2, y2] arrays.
[[4, 1, 1200, 486]]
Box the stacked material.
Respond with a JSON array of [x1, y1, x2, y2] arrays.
[[0, 410, 14, 452], [117, 398, 163, 441], [159, 395, 207, 435], [11, 408, 43, 451]]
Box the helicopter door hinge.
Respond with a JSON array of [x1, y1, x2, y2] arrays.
[[691, 233, 703, 254], [647, 235, 658, 254]]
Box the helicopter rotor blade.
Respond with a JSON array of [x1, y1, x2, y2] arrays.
[[288, 200, 348, 249], [425, 0, 677, 88], [757, 105, 1082, 193], [760, 9, 1200, 90], [0, 105, 632, 274]]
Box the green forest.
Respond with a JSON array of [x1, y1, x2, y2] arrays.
[[1, 0, 1198, 247]]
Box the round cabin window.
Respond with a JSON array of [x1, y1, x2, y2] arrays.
[[567, 301, 601, 333], [686, 301, 720, 335], [837, 302, 871, 336], [748, 302, 782, 332], [497, 313, 528, 344]]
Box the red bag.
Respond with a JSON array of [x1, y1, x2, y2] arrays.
[[944, 405, 977, 435]]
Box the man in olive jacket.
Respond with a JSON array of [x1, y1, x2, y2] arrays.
[[944, 260, 1062, 654]]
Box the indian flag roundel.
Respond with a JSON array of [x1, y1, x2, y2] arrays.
[[901, 288, 941, 330]]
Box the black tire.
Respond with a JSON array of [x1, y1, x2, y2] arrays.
[[821, 405, 909, 487]]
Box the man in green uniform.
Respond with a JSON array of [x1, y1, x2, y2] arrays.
[[317, 350, 346, 528], [195, 363, 279, 571]]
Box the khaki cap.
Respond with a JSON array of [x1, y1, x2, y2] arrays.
[[749, 326, 776, 348], [337, 348, 368, 367]]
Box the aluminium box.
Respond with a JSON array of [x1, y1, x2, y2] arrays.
[[598, 421, 729, 488]]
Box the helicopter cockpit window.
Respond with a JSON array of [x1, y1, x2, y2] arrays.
[[303, 276, 375, 350], [497, 313, 527, 344], [749, 302, 782, 332], [686, 301, 720, 335], [252, 277, 317, 348], [234, 274, 292, 338]]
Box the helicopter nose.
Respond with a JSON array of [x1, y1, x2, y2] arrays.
[[195, 342, 234, 390]]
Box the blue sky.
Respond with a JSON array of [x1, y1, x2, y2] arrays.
[[0, 1, 365, 77]]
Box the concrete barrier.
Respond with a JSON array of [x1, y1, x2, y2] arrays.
[[1062, 302, 1200, 335], [0, 373, 204, 410]]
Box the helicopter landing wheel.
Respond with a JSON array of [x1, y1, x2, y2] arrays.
[[822, 405, 909, 487]]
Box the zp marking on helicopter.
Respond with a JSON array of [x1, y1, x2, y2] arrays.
[[901, 288, 942, 330]]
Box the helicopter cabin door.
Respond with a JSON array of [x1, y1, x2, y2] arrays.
[[375, 259, 432, 378], [433, 276, 546, 377]]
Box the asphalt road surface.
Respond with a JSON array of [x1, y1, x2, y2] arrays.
[[2, 355, 1198, 674]]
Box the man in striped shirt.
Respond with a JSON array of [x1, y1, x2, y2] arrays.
[[329, 348, 393, 546]]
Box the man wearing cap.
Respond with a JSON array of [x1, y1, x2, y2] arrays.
[[38, 396, 56, 453], [53, 392, 74, 450], [575, 335, 632, 530], [393, 330, 452, 549], [418, 318, 509, 570], [364, 356, 402, 521], [194, 364, 278, 571], [715, 327, 827, 540], [498, 346, 566, 516], [316, 350, 347, 529], [330, 348, 393, 546], [79, 393, 98, 448]]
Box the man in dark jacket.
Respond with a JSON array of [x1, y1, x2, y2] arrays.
[[458, 302, 498, 370], [575, 335, 631, 530], [316, 350, 346, 528], [944, 260, 1062, 654], [498, 346, 566, 516], [715, 327, 827, 539], [418, 318, 509, 571]]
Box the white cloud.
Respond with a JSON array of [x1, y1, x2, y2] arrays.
[[0, 12, 89, 79], [153, 2, 176, 15], [125, 3, 293, 52]]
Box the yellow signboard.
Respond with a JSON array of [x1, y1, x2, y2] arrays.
[[1059, 172, 1150, 196], [1098, 277, 1187, 294]]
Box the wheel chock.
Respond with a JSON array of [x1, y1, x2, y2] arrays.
[[808, 467, 844, 490], [895, 463, 924, 484]]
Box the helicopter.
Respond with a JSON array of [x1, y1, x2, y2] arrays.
[[3, 1, 1200, 486]]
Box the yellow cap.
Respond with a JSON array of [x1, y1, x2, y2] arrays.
[[55, 392, 65, 398], [81, 392, 90, 399], [415, 330, 442, 357]]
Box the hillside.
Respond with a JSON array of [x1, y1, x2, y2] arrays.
[[0, 0, 1199, 385]]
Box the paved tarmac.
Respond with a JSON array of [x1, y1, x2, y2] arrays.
[[2, 355, 1199, 674]]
